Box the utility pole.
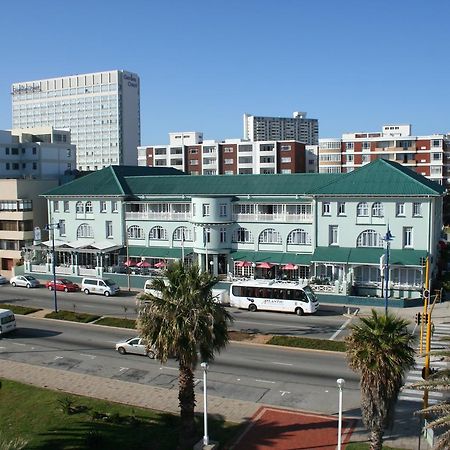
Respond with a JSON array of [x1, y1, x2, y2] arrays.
[[420, 257, 430, 357]]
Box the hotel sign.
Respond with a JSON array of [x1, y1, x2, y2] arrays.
[[123, 73, 138, 88], [12, 84, 41, 95]]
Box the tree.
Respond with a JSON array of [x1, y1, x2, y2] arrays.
[[137, 261, 233, 449], [345, 310, 415, 450]]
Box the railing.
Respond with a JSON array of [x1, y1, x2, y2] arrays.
[[125, 212, 191, 221], [79, 267, 97, 276], [31, 264, 47, 273], [56, 266, 72, 275], [310, 284, 338, 294], [233, 213, 312, 223]]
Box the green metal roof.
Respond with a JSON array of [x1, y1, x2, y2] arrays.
[[311, 159, 446, 196], [312, 246, 426, 266], [43, 159, 445, 198], [126, 246, 192, 258], [230, 251, 312, 266]]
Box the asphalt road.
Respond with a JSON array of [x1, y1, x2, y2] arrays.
[[0, 284, 354, 340], [1, 315, 361, 415]]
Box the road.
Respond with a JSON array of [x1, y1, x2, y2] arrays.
[[1, 315, 361, 415], [0, 284, 354, 340]]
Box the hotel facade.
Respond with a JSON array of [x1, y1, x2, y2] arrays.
[[22, 160, 445, 301]]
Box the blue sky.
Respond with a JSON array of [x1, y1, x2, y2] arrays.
[[1, 0, 449, 144]]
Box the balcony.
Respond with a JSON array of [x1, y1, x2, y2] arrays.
[[125, 212, 191, 221], [233, 213, 312, 223]]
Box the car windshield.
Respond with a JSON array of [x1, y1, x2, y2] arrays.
[[59, 279, 71, 284], [303, 285, 318, 302], [104, 279, 115, 286], [24, 276, 36, 281]]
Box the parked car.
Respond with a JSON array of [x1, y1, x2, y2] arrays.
[[115, 337, 155, 358], [81, 277, 120, 296], [10, 275, 40, 288], [45, 278, 80, 292], [0, 274, 8, 285]]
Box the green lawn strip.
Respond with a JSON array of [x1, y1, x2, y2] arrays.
[[267, 335, 347, 352], [94, 316, 137, 329], [346, 443, 404, 450], [45, 310, 100, 323], [0, 378, 239, 450], [0, 303, 41, 315]]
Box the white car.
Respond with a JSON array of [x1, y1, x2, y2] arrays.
[[115, 337, 155, 358], [10, 275, 40, 288]]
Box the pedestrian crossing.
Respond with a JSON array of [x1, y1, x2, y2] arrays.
[[399, 323, 450, 405]]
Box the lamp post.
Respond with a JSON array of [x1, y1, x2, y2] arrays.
[[336, 378, 345, 450], [382, 227, 394, 315], [45, 222, 60, 313], [209, 259, 214, 275], [200, 362, 209, 446]]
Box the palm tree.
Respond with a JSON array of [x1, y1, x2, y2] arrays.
[[137, 261, 233, 449], [345, 310, 416, 450]]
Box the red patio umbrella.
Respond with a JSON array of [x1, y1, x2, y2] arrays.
[[123, 259, 135, 267], [136, 260, 151, 268], [257, 262, 273, 269], [236, 261, 251, 268], [282, 263, 298, 270], [154, 261, 167, 269]]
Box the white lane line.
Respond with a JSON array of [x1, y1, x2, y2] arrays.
[[79, 353, 96, 359], [255, 379, 276, 384], [280, 390, 291, 396], [160, 366, 178, 371], [329, 317, 353, 341], [272, 362, 293, 366], [11, 342, 26, 346], [54, 356, 63, 360], [119, 367, 129, 372]]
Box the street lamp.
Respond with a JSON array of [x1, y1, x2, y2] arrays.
[[382, 227, 394, 315], [251, 262, 256, 279], [209, 259, 214, 275], [336, 378, 345, 450], [45, 221, 60, 313], [200, 362, 209, 446]]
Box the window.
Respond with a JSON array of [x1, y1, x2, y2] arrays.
[[223, 147, 234, 153], [53, 201, 59, 213], [100, 201, 107, 213], [85, 201, 93, 214], [173, 226, 191, 241], [106, 221, 113, 238], [347, 154, 354, 163], [396, 202, 405, 216], [203, 228, 210, 244], [259, 228, 282, 244], [354, 266, 381, 284], [372, 202, 384, 217], [357, 202, 369, 217], [413, 202, 422, 217], [232, 227, 253, 243], [112, 201, 118, 213], [224, 159, 234, 165], [77, 223, 93, 238], [281, 157, 291, 163], [63, 201, 69, 213], [149, 226, 167, 240], [67, 149, 71, 157], [219, 204, 227, 217], [392, 268, 422, 286], [329, 225, 338, 245], [338, 202, 346, 216], [356, 229, 383, 247], [76, 201, 84, 214], [127, 225, 144, 240], [287, 229, 311, 245], [202, 204, 210, 217], [403, 227, 413, 248], [220, 227, 227, 243], [59, 220, 66, 236], [189, 148, 198, 154], [322, 202, 330, 216], [346, 142, 354, 150]]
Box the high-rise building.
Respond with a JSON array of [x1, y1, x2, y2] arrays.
[[243, 112, 319, 145], [318, 124, 450, 187], [138, 132, 314, 175], [11, 70, 140, 171]]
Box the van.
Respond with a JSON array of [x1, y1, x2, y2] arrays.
[[143, 278, 167, 298], [212, 288, 229, 305], [81, 278, 120, 297], [0, 309, 16, 335]]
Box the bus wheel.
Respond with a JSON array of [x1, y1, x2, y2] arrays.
[[248, 303, 257, 312], [295, 307, 304, 316]]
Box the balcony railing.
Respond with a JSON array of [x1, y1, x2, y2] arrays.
[[233, 213, 312, 223], [125, 212, 191, 221]]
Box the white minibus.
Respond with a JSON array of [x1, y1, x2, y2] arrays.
[[229, 280, 319, 315], [81, 278, 120, 297], [0, 309, 16, 335]]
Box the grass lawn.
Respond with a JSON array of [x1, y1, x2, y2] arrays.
[[0, 303, 41, 315], [94, 316, 136, 329], [44, 310, 101, 323], [267, 335, 347, 352], [0, 379, 240, 449]]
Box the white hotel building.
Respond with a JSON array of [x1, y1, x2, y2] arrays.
[[12, 70, 140, 171]]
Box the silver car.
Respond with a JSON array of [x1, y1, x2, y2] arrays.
[[115, 337, 155, 358], [10, 275, 40, 288]]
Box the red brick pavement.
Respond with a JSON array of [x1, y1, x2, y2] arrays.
[[231, 406, 356, 450]]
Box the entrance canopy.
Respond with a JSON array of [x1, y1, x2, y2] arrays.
[[231, 251, 312, 266]]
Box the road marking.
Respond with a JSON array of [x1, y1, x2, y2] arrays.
[[280, 390, 290, 396], [272, 362, 293, 366], [160, 366, 178, 371], [119, 367, 129, 372], [54, 356, 63, 360], [79, 353, 96, 359], [255, 379, 276, 384], [329, 317, 353, 341], [11, 342, 26, 346]]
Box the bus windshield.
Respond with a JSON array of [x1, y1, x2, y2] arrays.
[[303, 285, 318, 303]]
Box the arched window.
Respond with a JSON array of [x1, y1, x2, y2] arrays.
[[287, 228, 311, 245], [128, 225, 144, 240], [149, 226, 167, 241], [357, 202, 369, 217], [232, 227, 254, 243], [173, 226, 192, 241], [77, 223, 93, 238], [76, 201, 84, 214], [259, 228, 282, 244], [356, 229, 383, 247], [85, 201, 93, 214], [372, 202, 384, 217]]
